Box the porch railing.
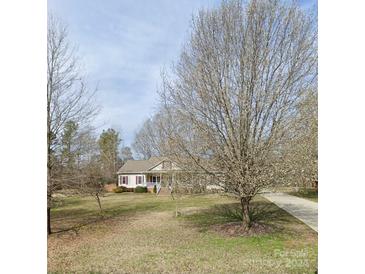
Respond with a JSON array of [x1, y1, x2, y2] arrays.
[[146, 182, 156, 188], [146, 182, 162, 193]]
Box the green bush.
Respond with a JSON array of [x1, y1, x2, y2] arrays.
[[153, 185, 157, 193], [134, 186, 148, 193]]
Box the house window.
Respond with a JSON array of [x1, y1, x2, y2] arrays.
[[136, 175, 143, 185], [121, 176, 128, 185], [152, 176, 160, 183]]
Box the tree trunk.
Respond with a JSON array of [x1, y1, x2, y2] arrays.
[[47, 129, 53, 235], [47, 206, 51, 235], [47, 156, 52, 235], [96, 193, 102, 211], [240, 197, 251, 230], [175, 200, 178, 217]]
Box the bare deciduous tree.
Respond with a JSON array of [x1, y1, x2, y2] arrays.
[[47, 14, 99, 234], [120, 146, 134, 163], [58, 131, 105, 212], [160, 0, 317, 229], [79, 142, 105, 212], [132, 112, 171, 159], [132, 119, 155, 159], [282, 90, 317, 188]]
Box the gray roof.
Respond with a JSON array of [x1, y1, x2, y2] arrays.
[[117, 157, 168, 174]]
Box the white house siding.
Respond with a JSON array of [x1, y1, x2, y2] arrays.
[[150, 161, 180, 171], [118, 174, 146, 188], [150, 162, 163, 171]]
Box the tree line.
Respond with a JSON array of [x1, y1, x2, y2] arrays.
[[47, 15, 133, 234]]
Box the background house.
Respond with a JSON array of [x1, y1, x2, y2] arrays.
[[116, 157, 181, 191]]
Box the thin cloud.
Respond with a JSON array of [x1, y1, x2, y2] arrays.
[[48, 0, 316, 146]]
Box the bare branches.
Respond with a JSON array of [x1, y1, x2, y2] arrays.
[[158, 0, 317, 228], [47, 15, 99, 154], [281, 90, 318, 187], [132, 111, 173, 159], [47, 14, 100, 233]]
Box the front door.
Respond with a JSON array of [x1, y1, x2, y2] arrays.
[[152, 175, 160, 184]]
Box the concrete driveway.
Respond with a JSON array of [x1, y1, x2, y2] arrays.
[[261, 192, 318, 232]]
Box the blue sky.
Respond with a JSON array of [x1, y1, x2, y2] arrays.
[[48, 0, 316, 147]]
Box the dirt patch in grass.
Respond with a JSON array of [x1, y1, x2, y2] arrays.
[[212, 221, 273, 237]]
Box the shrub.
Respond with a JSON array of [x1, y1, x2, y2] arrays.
[[113, 187, 123, 193], [113, 186, 128, 193], [153, 185, 157, 193], [135, 186, 148, 193]]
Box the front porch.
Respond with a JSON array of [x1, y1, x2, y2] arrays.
[[145, 172, 176, 189]]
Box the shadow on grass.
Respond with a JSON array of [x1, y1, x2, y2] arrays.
[[51, 216, 101, 235], [50, 194, 299, 236], [51, 207, 152, 235], [182, 200, 295, 234], [50, 195, 169, 235]]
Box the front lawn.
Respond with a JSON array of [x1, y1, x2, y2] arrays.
[[288, 189, 318, 202], [48, 193, 317, 273]]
